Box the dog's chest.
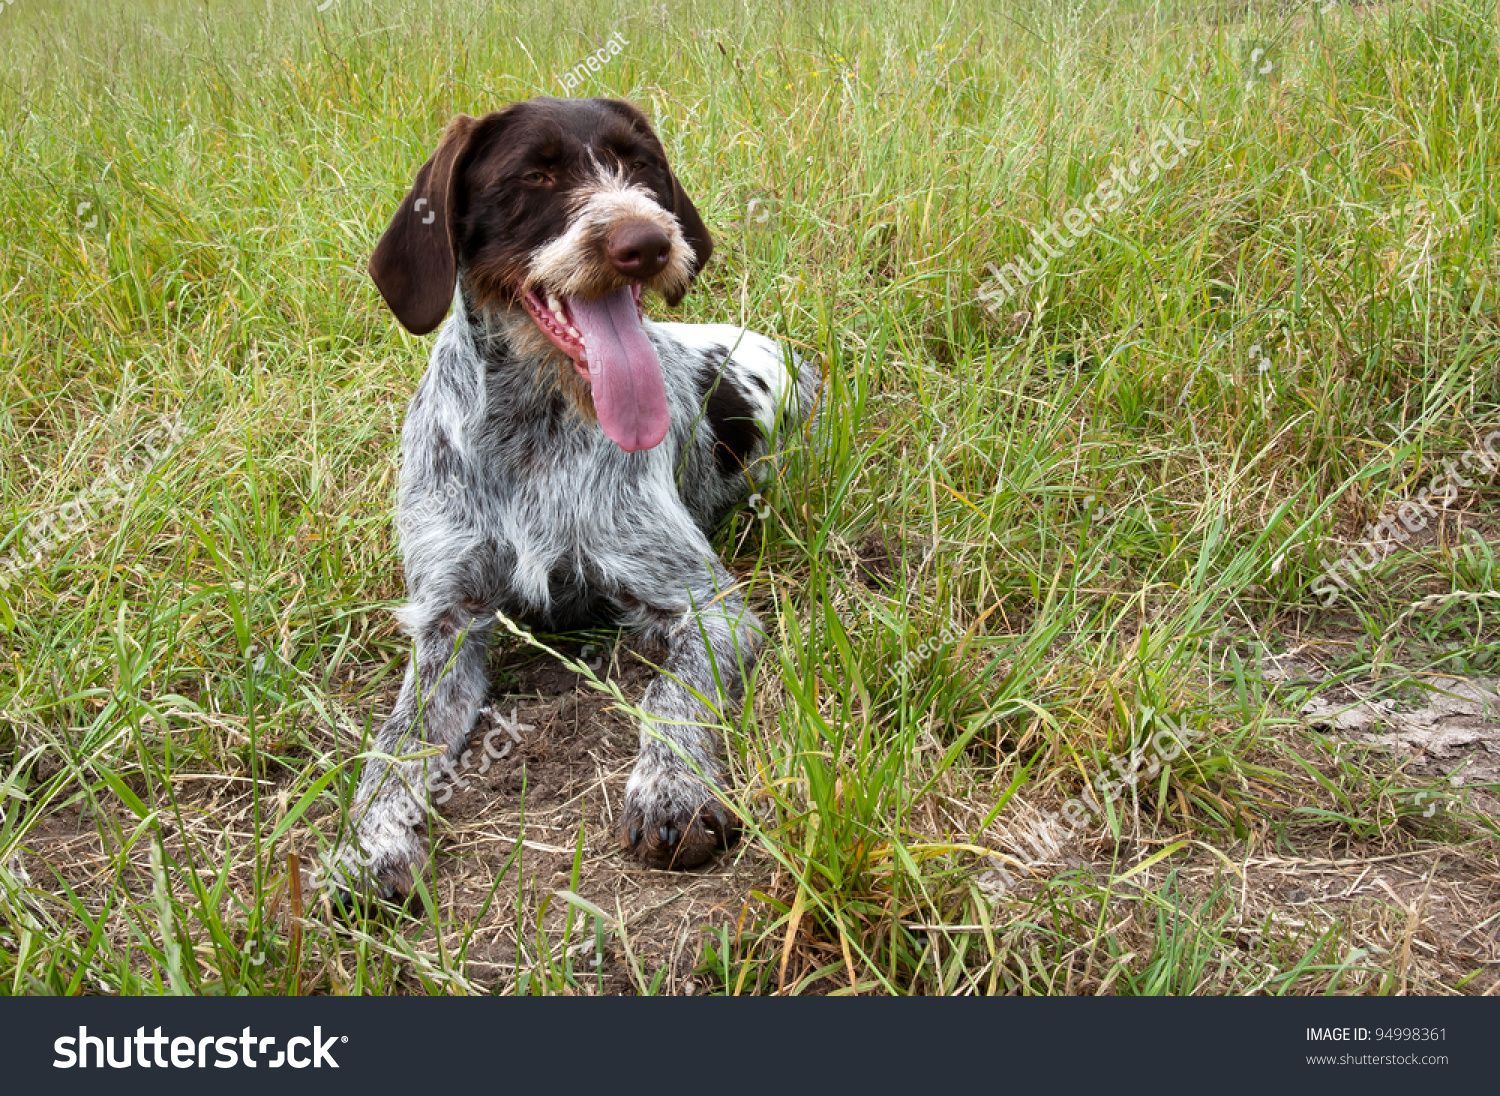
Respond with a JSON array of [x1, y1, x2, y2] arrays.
[[399, 314, 800, 621]]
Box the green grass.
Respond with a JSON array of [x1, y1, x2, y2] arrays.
[[1, 0, 1497, 995]]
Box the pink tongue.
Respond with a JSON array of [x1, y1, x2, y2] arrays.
[[570, 288, 669, 452]]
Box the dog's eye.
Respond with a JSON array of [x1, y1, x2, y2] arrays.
[[629, 160, 648, 172], [521, 170, 549, 185]]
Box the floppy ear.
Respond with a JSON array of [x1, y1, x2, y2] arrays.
[[369, 114, 480, 335], [663, 170, 713, 307]]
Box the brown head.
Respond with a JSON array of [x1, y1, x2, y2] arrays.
[[368, 98, 715, 452]]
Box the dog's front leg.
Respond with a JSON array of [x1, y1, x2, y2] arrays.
[[326, 616, 491, 902], [617, 559, 762, 869]]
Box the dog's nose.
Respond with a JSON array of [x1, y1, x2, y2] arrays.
[[606, 223, 671, 278]]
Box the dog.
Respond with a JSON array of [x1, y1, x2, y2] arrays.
[[326, 97, 820, 901]]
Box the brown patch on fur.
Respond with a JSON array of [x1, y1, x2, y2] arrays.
[[462, 257, 530, 318]]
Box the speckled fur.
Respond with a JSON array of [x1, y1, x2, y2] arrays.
[[327, 286, 822, 897]]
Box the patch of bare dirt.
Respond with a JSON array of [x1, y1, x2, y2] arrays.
[[849, 529, 930, 590], [423, 639, 765, 992], [13, 638, 765, 995], [1264, 647, 1500, 817]]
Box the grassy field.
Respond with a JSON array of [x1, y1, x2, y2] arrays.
[[1, 0, 1497, 995]]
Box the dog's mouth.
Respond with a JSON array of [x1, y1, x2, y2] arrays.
[[520, 281, 668, 453]]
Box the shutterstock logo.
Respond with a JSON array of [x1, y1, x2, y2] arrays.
[[53, 1027, 344, 1069]]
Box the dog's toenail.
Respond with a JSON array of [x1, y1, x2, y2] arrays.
[[629, 825, 641, 846], [660, 825, 679, 845]]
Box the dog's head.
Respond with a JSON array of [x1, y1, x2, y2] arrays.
[[368, 97, 714, 452]]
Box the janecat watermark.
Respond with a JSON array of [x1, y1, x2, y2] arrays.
[[978, 711, 1208, 896], [556, 32, 628, 93], [894, 614, 964, 678], [977, 121, 1201, 315], [1310, 427, 1500, 608], [395, 476, 466, 534]]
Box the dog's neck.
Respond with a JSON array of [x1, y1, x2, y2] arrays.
[[456, 285, 513, 355]]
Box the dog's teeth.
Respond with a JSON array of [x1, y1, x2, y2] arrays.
[[567, 326, 580, 338], [547, 295, 562, 314]]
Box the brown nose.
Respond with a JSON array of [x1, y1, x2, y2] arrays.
[[606, 222, 671, 278]]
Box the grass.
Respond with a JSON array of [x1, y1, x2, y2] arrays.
[[1, 0, 1498, 995]]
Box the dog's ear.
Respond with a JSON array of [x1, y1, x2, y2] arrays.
[[369, 114, 481, 335], [663, 170, 713, 307]]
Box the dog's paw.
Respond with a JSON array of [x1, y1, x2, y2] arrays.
[[323, 803, 427, 910], [618, 766, 739, 870]]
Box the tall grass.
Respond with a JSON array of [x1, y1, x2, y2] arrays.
[[1, 0, 1496, 994]]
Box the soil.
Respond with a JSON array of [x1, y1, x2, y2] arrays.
[[410, 638, 766, 993]]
